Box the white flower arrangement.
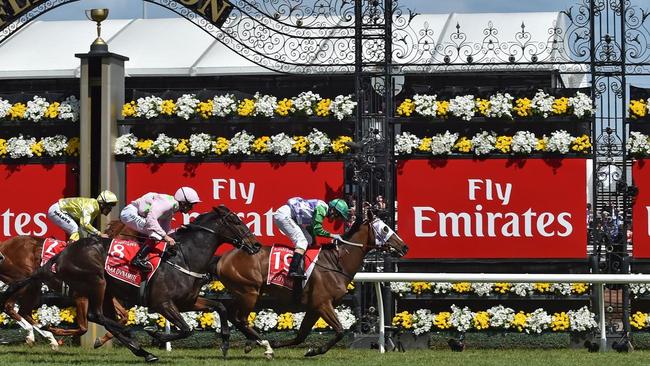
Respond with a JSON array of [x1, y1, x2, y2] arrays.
[[487, 93, 514, 119], [253, 309, 279, 332], [212, 94, 238, 117], [136, 96, 162, 119], [390, 282, 412, 294], [470, 131, 496, 155], [0, 98, 12, 119], [180, 311, 199, 331], [511, 131, 538, 154], [292, 312, 305, 329], [35, 304, 61, 327], [412, 309, 434, 335], [413, 94, 438, 117], [329, 94, 357, 121], [59, 95, 80, 122], [531, 90, 555, 118], [334, 306, 357, 331], [448, 95, 476, 121], [567, 306, 598, 332], [176, 94, 199, 120], [26, 96, 49, 122], [152, 134, 178, 157], [293, 91, 321, 116], [394, 132, 421, 155], [630, 282, 650, 297], [188, 133, 213, 156], [42, 135, 68, 157], [268, 133, 294, 156], [228, 130, 255, 155], [431, 282, 453, 294], [627, 132, 650, 155], [568, 92, 594, 118], [430, 131, 458, 155], [471, 283, 493, 297], [487, 305, 515, 329], [526, 309, 552, 334], [547, 130, 573, 153], [551, 283, 573, 296], [450, 305, 474, 332], [510, 283, 535, 297], [254, 93, 277, 118], [114, 133, 138, 155], [307, 128, 331, 155], [7, 135, 35, 158]]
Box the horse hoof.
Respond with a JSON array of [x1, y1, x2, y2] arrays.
[[93, 338, 103, 349], [50, 343, 59, 351], [144, 353, 159, 363], [25, 338, 34, 347], [304, 348, 318, 357], [220, 342, 229, 358], [264, 352, 274, 360]]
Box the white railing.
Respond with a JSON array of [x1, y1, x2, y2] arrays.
[[352, 273, 650, 353]]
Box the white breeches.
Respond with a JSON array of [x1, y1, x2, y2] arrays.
[[119, 204, 159, 239], [273, 205, 312, 251], [47, 203, 78, 235]]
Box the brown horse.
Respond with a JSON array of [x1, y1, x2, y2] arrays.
[[0, 235, 129, 349], [215, 209, 408, 358]]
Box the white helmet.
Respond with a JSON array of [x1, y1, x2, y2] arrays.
[[175, 187, 201, 204]]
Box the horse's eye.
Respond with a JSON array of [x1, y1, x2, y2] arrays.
[[382, 226, 389, 233]]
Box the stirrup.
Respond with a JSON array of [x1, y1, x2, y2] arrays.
[[132, 259, 151, 272]]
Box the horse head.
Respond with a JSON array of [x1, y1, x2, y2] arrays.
[[189, 205, 261, 249], [346, 209, 408, 258]]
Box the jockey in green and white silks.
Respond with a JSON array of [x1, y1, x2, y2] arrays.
[[273, 197, 349, 279]]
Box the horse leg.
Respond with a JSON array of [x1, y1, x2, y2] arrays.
[[228, 293, 273, 359], [94, 298, 127, 349], [147, 302, 193, 343], [48, 296, 88, 339], [16, 284, 59, 350], [190, 297, 230, 357], [4, 296, 35, 346], [272, 309, 319, 349], [305, 302, 345, 357]]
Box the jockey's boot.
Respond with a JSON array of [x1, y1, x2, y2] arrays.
[[131, 244, 152, 272], [288, 252, 306, 279]]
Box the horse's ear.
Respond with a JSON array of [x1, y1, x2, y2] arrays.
[[367, 208, 375, 221], [213, 205, 230, 216]]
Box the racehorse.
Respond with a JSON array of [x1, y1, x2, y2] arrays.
[[0, 206, 261, 362], [215, 208, 408, 358], [0, 235, 128, 349]]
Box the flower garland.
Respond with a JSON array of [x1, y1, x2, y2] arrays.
[[0, 135, 79, 159], [390, 282, 590, 297], [395, 130, 591, 156], [114, 129, 353, 157], [122, 92, 356, 121], [0, 96, 79, 122], [629, 98, 650, 119], [627, 132, 650, 156], [392, 305, 597, 334], [397, 91, 594, 120]]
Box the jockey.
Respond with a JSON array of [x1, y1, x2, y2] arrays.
[[120, 187, 201, 271], [46, 190, 118, 242], [273, 197, 349, 279]]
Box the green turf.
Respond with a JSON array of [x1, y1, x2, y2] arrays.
[[2, 345, 650, 366]]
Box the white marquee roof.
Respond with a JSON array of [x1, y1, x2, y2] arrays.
[[0, 13, 583, 81]]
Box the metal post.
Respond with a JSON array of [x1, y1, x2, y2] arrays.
[[596, 283, 607, 352], [165, 319, 172, 352], [374, 282, 385, 353]]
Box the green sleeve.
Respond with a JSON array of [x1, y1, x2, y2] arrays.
[[310, 205, 331, 238]]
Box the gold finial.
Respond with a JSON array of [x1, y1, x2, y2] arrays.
[[85, 8, 109, 52]]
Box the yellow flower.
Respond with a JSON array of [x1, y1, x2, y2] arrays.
[[0, 313, 5, 325], [66, 137, 80, 156], [494, 282, 511, 294], [332, 136, 352, 154], [534, 283, 551, 293], [437, 100, 450, 117], [571, 283, 589, 295], [136, 139, 153, 156], [391, 311, 412, 329], [631, 311, 649, 330], [197, 100, 213, 119], [0, 139, 7, 157], [175, 139, 189, 154], [277, 312, 294, 330], [199, 312, 215, 329], [208, 280, 225, 292], [31, 140, 44, 157], [552, 97, 569, 115], [476, 98, 490, 117], [160, 100, 176, 116], [293, 136, 308, 154], [237, 99, 255, 117], [513, 98, 532, 117], [495, 136, 512, 153], [347, 282, 355, 292], [453, 137, 472, 153], [397, 99, 415, 117], [252, 136, 270, 153], [536, 137, 547, 152], [276, 98, 294, 117], [417, 137, 432, 152], [213, 137, 229, 155], [31, 310, 39, 323], [551, 312, 570, 331], [512, 311, 527, 332], [247, 312, 256, 327], [411, 282, 431, 295], [157, 315, 166, 328], [126, 308, 136, 326], [571, 134, 592, 153], [434, 312, 451, 329], [45, 102, 60, 119], [313, 317, 329, 330], [9, 103, 26, 120], [316, 99, 332, 117], [122, 101, 136, 118], [60, 307, 77, 324], [630, 100, 648, 119], [452, 282, 471, 293], [473, 311, 490, 330]]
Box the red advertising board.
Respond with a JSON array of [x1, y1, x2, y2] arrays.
[[397, 159, 588, 259], [633, 159, 650, 257], [0, 164, 78, 240], [126, 161, 344, 251]]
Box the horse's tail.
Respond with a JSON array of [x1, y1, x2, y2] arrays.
[[0, 252, 59, 305]]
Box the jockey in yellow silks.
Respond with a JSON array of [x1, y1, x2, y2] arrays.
[[47, 190, 118, 241]]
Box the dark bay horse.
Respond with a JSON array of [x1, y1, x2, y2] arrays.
[[0, 206, 260, 362], [215, 209, 408, 358], [0, 235, 128, 349]]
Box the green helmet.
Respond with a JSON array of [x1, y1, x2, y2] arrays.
[[328, 199, 349, 220]]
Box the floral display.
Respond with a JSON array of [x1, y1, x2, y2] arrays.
[[392, 305, 597, 334], [0, 135, 78, 159], [627, 132, 650, 156], [390, 281, 590, 297], [394, 131, 591, 156], [397, 91, 594, 119], [0, 95, 80, 122], [630, 98, 650, 119], [122, 92, 356, 121]]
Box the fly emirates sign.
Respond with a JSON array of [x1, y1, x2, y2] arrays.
[[397, 159, 588, 258]]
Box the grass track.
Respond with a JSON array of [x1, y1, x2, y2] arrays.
[[3, 345, 650, 366]]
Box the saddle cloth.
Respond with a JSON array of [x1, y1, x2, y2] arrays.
[[267, 244, 320, 290], [105, 239, 166, 287], [40, 238, 68, 272]]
